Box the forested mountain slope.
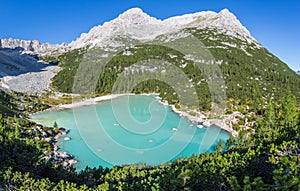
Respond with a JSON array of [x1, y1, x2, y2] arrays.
[[50, 28, 300, 110]]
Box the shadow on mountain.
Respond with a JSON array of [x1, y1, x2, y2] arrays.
[[0, 47, 57, 78]]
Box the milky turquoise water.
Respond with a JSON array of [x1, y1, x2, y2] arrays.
[[31, 95, 229, 170]]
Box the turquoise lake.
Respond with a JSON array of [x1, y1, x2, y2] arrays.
[[31, 95, 229, 170]]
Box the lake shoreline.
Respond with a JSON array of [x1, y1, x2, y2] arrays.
[[31, 93, 237, 169], [159, 99, 238, 137], [39, 93, 237, 137], [38, 94, 134, 112]]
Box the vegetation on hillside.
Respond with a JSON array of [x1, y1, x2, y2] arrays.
[[0, 89, 49, 117], [0, 89, 299, 190], [51, 29, 300, 112], [1, 28, 300, 190]]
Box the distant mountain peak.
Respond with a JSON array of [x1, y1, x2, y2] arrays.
[[0, 38, 63, 55], [219, 8, 232, 15], [117, 8, 155, 23], [215, 8, 252, 38], [218, 8, 239, 22], [114, 7, 160, 26], [119, 8, 148, 17]]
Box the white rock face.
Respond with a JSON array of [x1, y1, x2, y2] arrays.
[[1, 8, 260, 54], [69, 8, 260, 49], [0, 38, 68, 55]]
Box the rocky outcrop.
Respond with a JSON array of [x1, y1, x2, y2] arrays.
[[36, 126, 78, 169]]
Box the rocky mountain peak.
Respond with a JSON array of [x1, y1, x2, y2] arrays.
[[118, 8, 160, 26], [1, 8, 260, 53], [69, 8, 259, 49], [215, 8, 252, 38], [118, 8, 151, 20], [219, 8, 232, 16]]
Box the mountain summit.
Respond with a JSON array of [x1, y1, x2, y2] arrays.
[[118, 7, 154, 21], [0, 8, 258, 54], [69, 8, 258, 49]]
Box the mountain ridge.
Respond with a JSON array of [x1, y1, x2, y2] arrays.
[[0, 38, 67, 55], [0, 8, 259, 54], [69, 8, 260, 49]]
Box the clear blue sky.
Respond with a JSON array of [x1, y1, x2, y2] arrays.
[[1, 0, 299, 71]]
